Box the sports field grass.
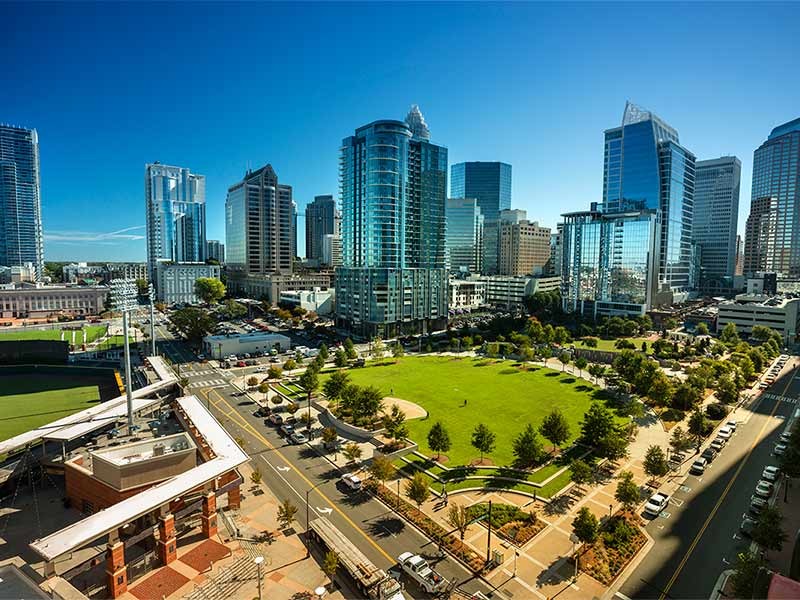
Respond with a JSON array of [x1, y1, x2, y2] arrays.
[[0, 325, 107, 345], [0, 375, 102, 442], [322, 355, 614, 466]]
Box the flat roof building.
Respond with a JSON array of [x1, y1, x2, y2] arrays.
[[717, 294, 799, 342], [203, 332, 291, 359]]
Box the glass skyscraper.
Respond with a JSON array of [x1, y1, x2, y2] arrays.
[[744, 117, 800, 277], [145, 163, 206, 284], [693, 156, 741, 291], [305, 195, 337, 261], [336, 108, 448, 338], [0, 125, 44, 280], [445, 198, 483, 273], [450, 161, 511, 274]]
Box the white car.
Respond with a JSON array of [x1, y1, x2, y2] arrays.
[[779, 432, 792, 444], [717, 426, 733, 440], [340, 473, 362, 491], [643, 492, 670, 517], [726, 420, 738, 431], [762, 466, 780, 481], [754, 480, 774, 499], [690, 458, 707, 474], [774, 443, 787, 456]]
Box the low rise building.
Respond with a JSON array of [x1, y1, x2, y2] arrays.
[[106, 262, 148, 282], [449, 277, 487, 311], [278, 287, 334, 315], [717, 294, 800, 342], [0, 282, 107, 318], [203, 332, 291, 359], [154, 261, 220, 304], [479, 275, 535, 309], [227, 272, 334, 303]]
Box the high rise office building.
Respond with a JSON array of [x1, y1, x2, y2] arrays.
[[321, 233, 342, 267], [445, 198, 484, 274], [206, 239, 225, 264], [305, 195, 337, 261], [561, 102, 695, 315], [450, 161, 511, 274], [499, 219, 551, 276], [743, 117, 800, 277], [336, 108, 448, 338], [0, 125, 44, 280], [692, 156, 741, 291], [144, 163, 206, 285], [735, 235, 744, 276], [291, 200, 298, 260], [225, 164, 293, 276]]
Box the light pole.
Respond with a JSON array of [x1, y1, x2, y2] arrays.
[[148, 283, 157, 356], [305, 481, 327, 557], [110, 279, 138, 433], [254, 555, 264, 600], [570, 533, 579, 581]]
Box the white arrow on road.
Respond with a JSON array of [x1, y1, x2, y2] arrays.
[[276, 466, 290, 472], [317, 507, 332, 515]]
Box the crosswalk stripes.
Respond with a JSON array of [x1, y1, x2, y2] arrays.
[[187, 369, 216, 377], [762, 393, 797, 404], [187, 378, 226, 388]]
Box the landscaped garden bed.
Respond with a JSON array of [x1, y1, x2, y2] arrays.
[[465, 502, 545, 546], [578, 512, 646, 585]]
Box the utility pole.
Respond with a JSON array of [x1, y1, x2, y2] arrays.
[[110, 279, 138, 433]]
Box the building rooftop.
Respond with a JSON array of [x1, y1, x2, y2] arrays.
[[768, 116, 800, 140], [204, 331, 290, 343]]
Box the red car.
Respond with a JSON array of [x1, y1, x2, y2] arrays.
[[236, 360, 246, 367]]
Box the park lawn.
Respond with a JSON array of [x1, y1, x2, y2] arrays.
[[570, 337, 652, 353], [324, 355, 609, 467], [0, 375, 102, 442], [0, 325, 107, 345]]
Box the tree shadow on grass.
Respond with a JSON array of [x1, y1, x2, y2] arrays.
[[499, 368, 520, 375], [559, 377, 576, 384], [545, 372, 560, 377], [574, 384, 594, 392]]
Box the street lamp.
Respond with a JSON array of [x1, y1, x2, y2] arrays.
[[569, 533, 580, 581], [254, 555, 264, 600], [147, 283, 157, 356], [110, 279, 138, 432], [305, 481, 328, 557]]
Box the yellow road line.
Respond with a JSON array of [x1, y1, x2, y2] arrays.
[[659, 368, 796, 599], [202, 388, 394, 563]]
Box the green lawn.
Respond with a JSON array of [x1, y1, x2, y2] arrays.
[[0, 325, 107, 345], [323, 356, 611, 467], [0, 375, 102, 442], [569, 337, 652, 353]]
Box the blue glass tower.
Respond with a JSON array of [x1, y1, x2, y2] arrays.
[[0, 125, 44, 280], [336, 108, 448, 338], [450, 161, 511, 274]]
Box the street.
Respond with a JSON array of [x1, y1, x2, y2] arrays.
[[618, 363, 799, 600]]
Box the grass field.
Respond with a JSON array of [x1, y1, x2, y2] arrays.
[[323, 356, 612, 467], [570, 337, 652, 353], [0, 325, 107, 345], [0, 375, 102, 442]]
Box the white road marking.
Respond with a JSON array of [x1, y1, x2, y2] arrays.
[[317, 507, 332, 515]]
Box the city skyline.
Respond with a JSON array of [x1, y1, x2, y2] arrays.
[[3, 2, 800, 262]]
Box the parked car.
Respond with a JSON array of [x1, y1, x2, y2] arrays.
[[236, 361, 246, 367], [762, 466, 781, 481], [643, 492, 670, 517], [690, 458, 707, 475], [739, 515, 758, 537], [340, 473, 363, 491], [749, 495, 768, 515], [717, 426, 733, 440], [701, 448, 717, 463], [710, 439, 725, 453], [754, 480, 774, 499], [280, 424, 295, 437], [268, 413, 284, 426], [779, 432, 792, 444], [726, 420, 738, 431], [289, 431, 308, 444], [774, 443, 788, 456]]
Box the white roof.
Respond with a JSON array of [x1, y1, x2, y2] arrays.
[[30, 395, 247, 561]]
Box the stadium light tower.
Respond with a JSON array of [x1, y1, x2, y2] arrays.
[[110, 279, 138, 432], [148, 283, 157, 356]]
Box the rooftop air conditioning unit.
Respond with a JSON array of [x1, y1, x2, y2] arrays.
[[153, 443, 165, 456]]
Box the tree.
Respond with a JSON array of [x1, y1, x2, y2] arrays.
[[669, 426, 693, 454], [392, 342, 405, 358], [695, 322, 709, 336], [688, 407, 707, 446], [583, 337, 599, 348], [250, 469, 262, 485], [471, 423, 496, 462], [267, 365, 282, 379], [323, 370, 350, 402], [539, 409, 571, 454], [427, 422, 451, 459], [286, 401, 299, 415], [643, 446, 669, 483], [715, 373, 740, 404], [558, 351, 571, 372], [322, 551, 339, 581], [334, 349, 348, 368], [342, 442, 363, 464], [220, 299, 247, 320], [719, 322, 741, 345], [572, 507, 599, 545], [371, 337, 385, 359], [752, 506, 788, 551], [369, 455, 395, 487], [321, 426, 338, 447], [247, 376, 259, 388], [570, 459, 593, 487], [277, 499, 298, 529], [587, 363, 604, 384], [574, 357, 588, 379], [672, 381, 702, 411], [553, 326, 571, 345], [283, 358, 297, 371], [540, 346, 552, 367], [170, 307, 216, 345], [446, 504, 470, 541], [580, 403, 615, 446], [512, 423, 545, 467], [615, 471, 640, 510], [405, 472, 430, 508], [195, 277, 225, 304], [319, 343, 329, 361], [351, 386, 384, 424], [382, 404, 408, 443], [344, 338, 357, 360], [647, 372, 674, 408], [729, 552, 767, 599], [258, 382, 270, 403], [135, 278, 149, 296]]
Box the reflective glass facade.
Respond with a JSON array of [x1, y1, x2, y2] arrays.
[[445, 198, 483, 273], [693, 157, 741, 289], [337, 115, 448, 338], [145, 163, 206, 284], [305, 195, 336, 261], [744, 118, 800, 277], [450, 161, 511, 274], [0, 125, 43, 279]]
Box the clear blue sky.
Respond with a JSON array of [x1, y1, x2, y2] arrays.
[[3, 1, 798, 262]]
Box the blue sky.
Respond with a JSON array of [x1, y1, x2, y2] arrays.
[[3, 1, 799, 262]]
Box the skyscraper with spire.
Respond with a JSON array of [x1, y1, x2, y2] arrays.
[[336, 105, 447, 338]]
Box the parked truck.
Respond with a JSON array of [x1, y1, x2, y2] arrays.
[[397, 552, 449, 594], [308, 518, 407, 600]]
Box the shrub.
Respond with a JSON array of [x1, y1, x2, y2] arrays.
[[705, 403, 729, 420], [660, 408, 685, 422]]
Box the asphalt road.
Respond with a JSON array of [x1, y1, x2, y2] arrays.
[[177, 362, 498, 600], [618, 363, 799, 600]]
